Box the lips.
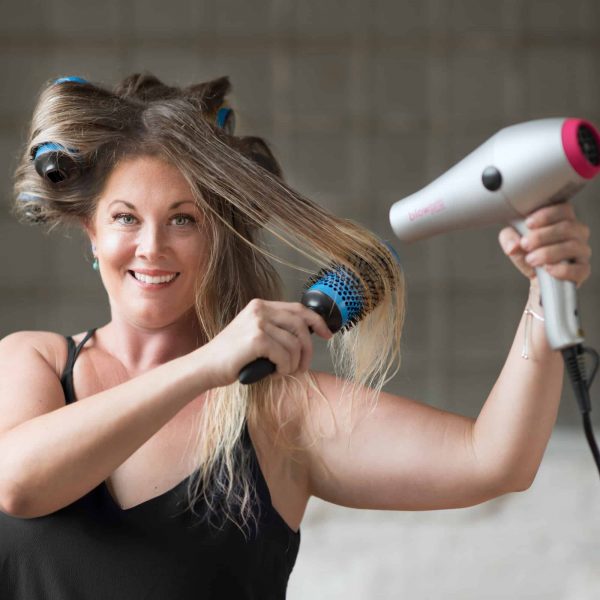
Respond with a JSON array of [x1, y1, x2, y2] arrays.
[[128, 270, 180, 286], [128, 268, 179, 276]]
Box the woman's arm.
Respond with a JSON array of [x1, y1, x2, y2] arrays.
[[0, 298, 333, 519], [301, 291, 559, 511], [0, 332, 214, 518], [471, 282, 562, 488], [302, 202, 590, 511]]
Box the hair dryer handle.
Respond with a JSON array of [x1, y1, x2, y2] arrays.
[[511, 218, 585, 350]]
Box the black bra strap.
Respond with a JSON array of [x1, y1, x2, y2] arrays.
[[73, 328, 97, 363], [60, 328, 97, 404]]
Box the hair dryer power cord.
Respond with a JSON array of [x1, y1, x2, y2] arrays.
[[561, 344, 600, 477]]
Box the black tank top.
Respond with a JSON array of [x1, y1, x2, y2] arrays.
[[0, 328, 300, 599]]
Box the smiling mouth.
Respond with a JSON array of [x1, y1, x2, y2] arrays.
[[128, 271, 180, 285]]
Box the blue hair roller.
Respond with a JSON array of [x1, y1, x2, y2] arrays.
[[17, 192, 47, 223], [17, 192, 41, 202], [53, 76, 89, 85], [33, 142, 79, 184], [216, 107, 235, 134], [30, 77, 88, 183]]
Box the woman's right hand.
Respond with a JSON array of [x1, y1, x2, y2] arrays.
[[198, 299, 333, 388]]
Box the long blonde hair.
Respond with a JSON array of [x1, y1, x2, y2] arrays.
[[12, 73, 406, 537]]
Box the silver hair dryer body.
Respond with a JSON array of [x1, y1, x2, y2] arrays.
[[389, 118, 600, 350]]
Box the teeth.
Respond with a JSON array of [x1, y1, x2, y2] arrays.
[[132, 272, 177, 284]]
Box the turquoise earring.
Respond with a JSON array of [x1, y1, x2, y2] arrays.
[[91, 243, 99, 271]]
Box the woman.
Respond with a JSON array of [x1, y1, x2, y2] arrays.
[[0, 73, 592, 599]]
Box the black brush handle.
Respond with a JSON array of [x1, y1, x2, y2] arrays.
[[238, 291, 342, 385], [238, 357, 276, 385]]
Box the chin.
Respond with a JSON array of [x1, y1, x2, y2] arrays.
[[117, 305, 190, 330]]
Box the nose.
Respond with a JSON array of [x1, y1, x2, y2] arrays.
[[135, 223, 169, 262]]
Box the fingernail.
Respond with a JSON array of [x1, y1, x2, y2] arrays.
[[525, 253, 538, 265], [526, 217, 536, 227], [520, 237, 530, 250]]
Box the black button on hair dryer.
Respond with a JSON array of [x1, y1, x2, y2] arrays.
[[389, 117, 600, 478]]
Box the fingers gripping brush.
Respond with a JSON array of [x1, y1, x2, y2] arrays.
[[238, 243, 399, 385]]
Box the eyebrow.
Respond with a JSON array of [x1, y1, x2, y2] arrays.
[[107, 200, 198, 210]]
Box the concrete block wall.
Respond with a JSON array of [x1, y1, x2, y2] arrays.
[[1, 1, 599, 597]]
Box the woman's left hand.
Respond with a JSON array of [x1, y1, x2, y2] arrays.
[[498, 201, 592, 289]]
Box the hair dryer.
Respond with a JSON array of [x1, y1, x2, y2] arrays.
[[390, 117, 599, 349], [389, 117, 600, 476]]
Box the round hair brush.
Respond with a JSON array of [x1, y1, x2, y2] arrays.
[[238, 242, 400, 385]]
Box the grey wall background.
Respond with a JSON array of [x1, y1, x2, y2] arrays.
[[1, 1, 599, 598]]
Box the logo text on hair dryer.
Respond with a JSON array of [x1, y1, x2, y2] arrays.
[[408, 199, 446, 222]]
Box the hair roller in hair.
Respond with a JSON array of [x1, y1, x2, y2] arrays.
[[30, 77, 88, 183], [53, 76, 89, 85], [32, 142, 80, 184], [17, 192, 47, 224], [216, 107, 235, 135]]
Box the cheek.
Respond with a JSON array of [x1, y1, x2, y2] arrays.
[[186, 235, 209, 266], [194, 250, 209, 275], [100, 233, 134, 267]]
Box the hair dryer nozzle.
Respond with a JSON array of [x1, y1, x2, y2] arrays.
[[562, 118, 600, 179]]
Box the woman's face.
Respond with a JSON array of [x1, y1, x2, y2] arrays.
[[86, 155, 208, 330]]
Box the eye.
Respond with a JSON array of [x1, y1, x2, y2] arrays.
[[171, 214, 196, 226], [113, 213, 137, 225]]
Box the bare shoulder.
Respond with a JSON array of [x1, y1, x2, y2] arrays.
[[0, 331, 74, 439], [0, 330, 69, 378]]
